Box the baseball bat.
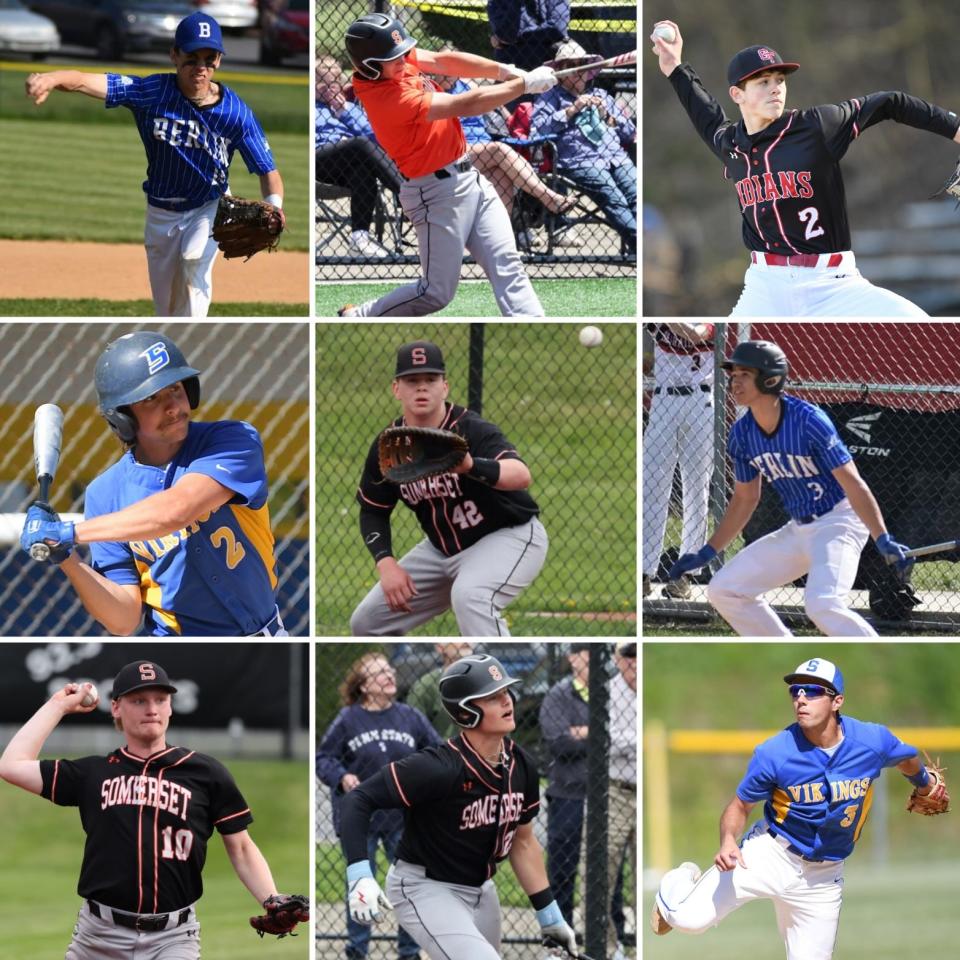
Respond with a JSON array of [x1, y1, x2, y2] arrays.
[[903, 539, 960, 559], [551, 51, 637, 77], [30, 403, 64, 561], [542, 938, 597, 960]]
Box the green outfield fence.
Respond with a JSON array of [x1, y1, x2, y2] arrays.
[[315, 642, 637, 960], [315, 1, 637, 283], [316, 322, 636, 637]]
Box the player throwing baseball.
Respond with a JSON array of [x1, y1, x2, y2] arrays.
[[651, 657, 949, 958], [19, 330, 285, 637], [668, 339, 912, 636], [350, 339, 547, 637], [0, 659, 308, 957], [336, 13, 555, 317], [650, 20, 960, 316], [24, 13, 284, 318], [339, 653, 578, 960]]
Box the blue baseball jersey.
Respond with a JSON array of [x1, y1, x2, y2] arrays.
[[105, 73, 275, 211], [84, 420, 278, 636], [729, 393, 852, 520], [737, 715, 917, 860]]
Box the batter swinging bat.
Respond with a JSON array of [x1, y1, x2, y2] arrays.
[[551, 51, 637, 77], [30, 403, 64, 561]]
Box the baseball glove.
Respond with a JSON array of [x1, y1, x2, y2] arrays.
[[212, 195, 285, 260], [377, 426, 468, 484], [934, 156, 960, 207], [906, 752, 950, 815], [249, 893, 310, 939]]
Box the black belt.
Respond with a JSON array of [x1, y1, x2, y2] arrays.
[[653, 384, 711, 396], [796, 507, 833, 525], [767, 829, 826, 862], [402, 158, 473, 181], [87, 900, 191, 932]]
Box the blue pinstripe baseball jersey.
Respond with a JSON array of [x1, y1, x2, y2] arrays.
[[84, 421, 278, 636], [737, 715, 917, 860], [105, 73, 276, 211], [729, 394, 852, 520]]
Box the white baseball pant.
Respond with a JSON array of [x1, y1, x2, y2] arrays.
[[707, 499, 876, 636], [655, 823, 844, 960]]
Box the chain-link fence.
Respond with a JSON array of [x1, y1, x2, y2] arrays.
[[315, 641, 637, 960], [643, 321, 960, 635], [317, 322, 636, 637], [0, 322, 309, 636], [315, 1, 637, 284]]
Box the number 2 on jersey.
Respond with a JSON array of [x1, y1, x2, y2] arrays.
[[452, 501, 484, 530], [798, 206, 825, 240], [211, 526, 246, 569]]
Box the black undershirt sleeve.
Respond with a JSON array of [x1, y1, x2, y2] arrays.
[[340, 767, 402, 864], [359, 506, 393, 562]]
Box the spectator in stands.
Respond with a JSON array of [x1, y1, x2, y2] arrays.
[[315, 55, 402, 258], [431, 70, 576, 249], [405, 642, 474, 740], [531, 39, 637, 254], [488, 0, 570, 70], [316, 652, 440, 960]]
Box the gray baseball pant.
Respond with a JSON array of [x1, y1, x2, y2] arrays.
[[350, 518, 548, 637], [354, 164, 544, 317], [387, 859, 501, 960], [65, 901, 200, 960]]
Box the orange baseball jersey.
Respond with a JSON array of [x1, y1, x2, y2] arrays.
[[353, 49, 466, 178]]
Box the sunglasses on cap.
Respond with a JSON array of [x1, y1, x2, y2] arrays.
[[789, 684, 837, 700]]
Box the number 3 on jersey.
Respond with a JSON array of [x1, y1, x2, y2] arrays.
[[451, 501, 484, 530]]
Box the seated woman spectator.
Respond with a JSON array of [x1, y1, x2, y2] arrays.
[[432, 72, 576, 249], [316, 55, 402, 258], [531, 40, 637, 254]]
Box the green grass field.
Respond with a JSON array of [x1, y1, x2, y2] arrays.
[[0, 298, 308, 316], [316, 277, 637, 318], [643, 644, 960, 956], [0, 758, 309, 960], [316, 322, 637, 635]]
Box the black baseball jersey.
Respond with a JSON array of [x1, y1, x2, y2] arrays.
[[40, 745, 252, 914], [669, 64, 960, 253], [356, 402, 540, 556], [341, 733, 540, 887]]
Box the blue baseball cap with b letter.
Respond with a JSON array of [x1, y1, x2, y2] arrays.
[[174, 12, 224, 54]]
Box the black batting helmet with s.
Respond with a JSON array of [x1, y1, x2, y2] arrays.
[[344, 13, 416, 80], [438, 654, 521, 729], [721, 339, 789, 394]]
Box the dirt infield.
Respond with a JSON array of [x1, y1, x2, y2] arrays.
[[0, 239, 308, 305]]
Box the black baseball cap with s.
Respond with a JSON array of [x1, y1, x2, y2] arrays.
[[727, 44, 799, 86], [111, 661, 178, 699], [395, 340, 446, 377]]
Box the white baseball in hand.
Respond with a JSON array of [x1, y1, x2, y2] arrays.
[[80, 683, 98, 707], [653, 23, 677, 43], [579, 325, 603, 347]]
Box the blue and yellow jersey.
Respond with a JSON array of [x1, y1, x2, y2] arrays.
[[737, 715, 917, 861], [84, 421, 277, 636]]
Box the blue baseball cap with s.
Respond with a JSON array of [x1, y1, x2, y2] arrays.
[[174, 12, 224, 54]]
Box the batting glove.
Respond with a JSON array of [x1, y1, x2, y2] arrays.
[[499, 62, 525, 80], [20, 503, 75, 564], [537, 901, 577, 955], [346, 862, 391, 925], [523, 66, 557, 94], [875, 533, 914, 581], [668, 543, 717, 581]]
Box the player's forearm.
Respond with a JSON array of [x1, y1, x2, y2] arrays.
[[718, 796, 749, 846], [664, 321, 712, 344], [451, 77, 526, 118], [708, 495, 758, 552], [0, 698, 66, 766], [225, 833, 279, 905], [259, 170, 283, 205], [51, 70, 108, 99], [838, 475, 886, 540], [508, 832, 550, 895], [425, 50, 505, 81], [59, 553, 143, 636]]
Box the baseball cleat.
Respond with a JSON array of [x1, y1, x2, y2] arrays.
[[662, 574, 692, 599], [643, 574, 652, 598], [337, 304, 359, 317]]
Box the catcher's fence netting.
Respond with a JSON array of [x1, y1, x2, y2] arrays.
[[316, 321, 637, 637], [643, 321, 960, 635], [314, 642, 637, 960], [315, 0, 637, 283], [0, 321, 309, 637]]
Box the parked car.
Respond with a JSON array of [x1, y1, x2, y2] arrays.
[[192, 0, 256, 30], [258, 0, 306, 65], [25, 0, 194, 60], [0, 0, 59, 59]]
